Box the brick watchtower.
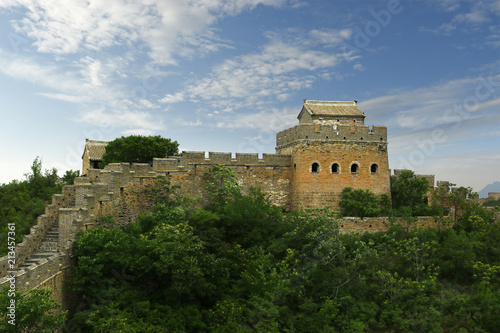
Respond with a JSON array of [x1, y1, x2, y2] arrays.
[[276, 100, 390, 210]]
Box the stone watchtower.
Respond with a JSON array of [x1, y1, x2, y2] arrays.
[[276, 100, 390, 210]]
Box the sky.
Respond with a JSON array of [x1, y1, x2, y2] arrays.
[[0, 0, 498, 194]]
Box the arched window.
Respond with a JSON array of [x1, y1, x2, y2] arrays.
[[351, 163, 359, 173], [370, 163, 378, 173], [311, 162, 320, 173], [331, 163, 339, 173]]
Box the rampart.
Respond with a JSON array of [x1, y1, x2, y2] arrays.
[[0, 157, 461, 320], [276, 124, 387, 150], [0, 186, 75, 277], [0, 154, 457, 319]]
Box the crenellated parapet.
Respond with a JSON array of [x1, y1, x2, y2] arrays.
[[276, 124, 387, 153], [85, 151, 293, 179], [153, 151, 292, 172]]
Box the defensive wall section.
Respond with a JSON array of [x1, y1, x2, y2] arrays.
[[0, 186, 75, 277], [0, 152, 460, 316]]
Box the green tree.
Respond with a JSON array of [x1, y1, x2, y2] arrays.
[[390, 170, 430, 216], [100, 135, 179, 167], [62, 169, 80, 185], [339, 187, 386, 218], [0, 286, 67, 332], [204, 165, 240, 210]]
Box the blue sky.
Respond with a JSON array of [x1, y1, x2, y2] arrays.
[[0, 0, 498, 194]]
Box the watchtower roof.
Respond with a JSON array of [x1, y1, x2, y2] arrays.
[[301, 100, 365, 118], [82, 139, 109, 160]]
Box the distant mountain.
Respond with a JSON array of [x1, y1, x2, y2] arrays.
[[478, 181, 500, 198]]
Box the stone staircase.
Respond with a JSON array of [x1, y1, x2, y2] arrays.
[[19, 220, 59, 270]]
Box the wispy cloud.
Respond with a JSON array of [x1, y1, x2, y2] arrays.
[[182, 29, 356, 112], [421, 0, 499, 40], [1, 0, 296, 62], [214, 107, 297, 131], [78, 106, 165, 131], [360, 68, 500, 163], [0, 0, 305, 134], [160, 92, 185, 104]]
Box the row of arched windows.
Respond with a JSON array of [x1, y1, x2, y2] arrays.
[[307, 162, 379, 174]]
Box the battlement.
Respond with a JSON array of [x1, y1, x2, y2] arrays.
[[151, 151, 292, 172], [276, 124, 387, 149], [86, 151, 293, 178]]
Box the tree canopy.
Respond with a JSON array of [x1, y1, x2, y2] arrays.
[[339, 187, 391, 218], [100, 135, 179, 166], [0, 286, 67, 332], [64, 166, 500, 332]]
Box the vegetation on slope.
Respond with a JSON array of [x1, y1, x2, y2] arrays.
[[0, 158, 79, 256], [0, 286, 67, 332], [65, 166, 500, 332]]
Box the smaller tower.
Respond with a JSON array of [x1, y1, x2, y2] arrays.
[[81, 139, 109, 175], [276, 100, 390, 210]]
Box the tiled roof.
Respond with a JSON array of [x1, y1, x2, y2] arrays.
[[82, 140, 109, 160], [302, 100, 365, 117]]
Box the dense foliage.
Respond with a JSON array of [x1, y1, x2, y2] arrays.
[[0, 286, 67, 332], [484, 199, 500, 207], [100, 135, 179, 167], [390, 170, 445, 217], [0, 158, 74, 256], [340, 187, 391, 218], [66, 166, 500, 332]]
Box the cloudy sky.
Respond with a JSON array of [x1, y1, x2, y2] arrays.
[[0, 0, 498, 193]]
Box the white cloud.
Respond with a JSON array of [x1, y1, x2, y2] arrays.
[[359, 70, 500, 179], [1, 0, 295, 63], [309, 28, 353, 46], [36, 93, 90, 103], [0, 0, 311, 133], [185, 30, 355, 111], [78, 106, 165, 131], [160, 92, 185, 103], [138, 99, 159, 109], [353, 63, 365, 71], [359, 72, 500, 129], [214, 107, 297, 131], [0, 48, 80, 91], [122, 128, 155, 136], [422, 0, 499, 37]]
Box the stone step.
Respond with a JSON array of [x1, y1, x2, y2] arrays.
[[39, 242, 58, 251], [31, 252, 57, 259], [20, 258, 45, 268]]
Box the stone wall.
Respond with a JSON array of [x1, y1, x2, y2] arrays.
[[488, 192, 500, 201], [339, 216, 439, 233], [0, 154, 460, 321], [85, 152, 293, 218], [288, 140, 390, 210], [276, 124, 387, 154], [0, 186, 74, 278]]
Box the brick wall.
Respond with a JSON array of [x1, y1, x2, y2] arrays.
[[289, 140, 390, 210]]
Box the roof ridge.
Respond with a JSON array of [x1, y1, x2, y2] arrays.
[[304, 100, 356, 105]]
